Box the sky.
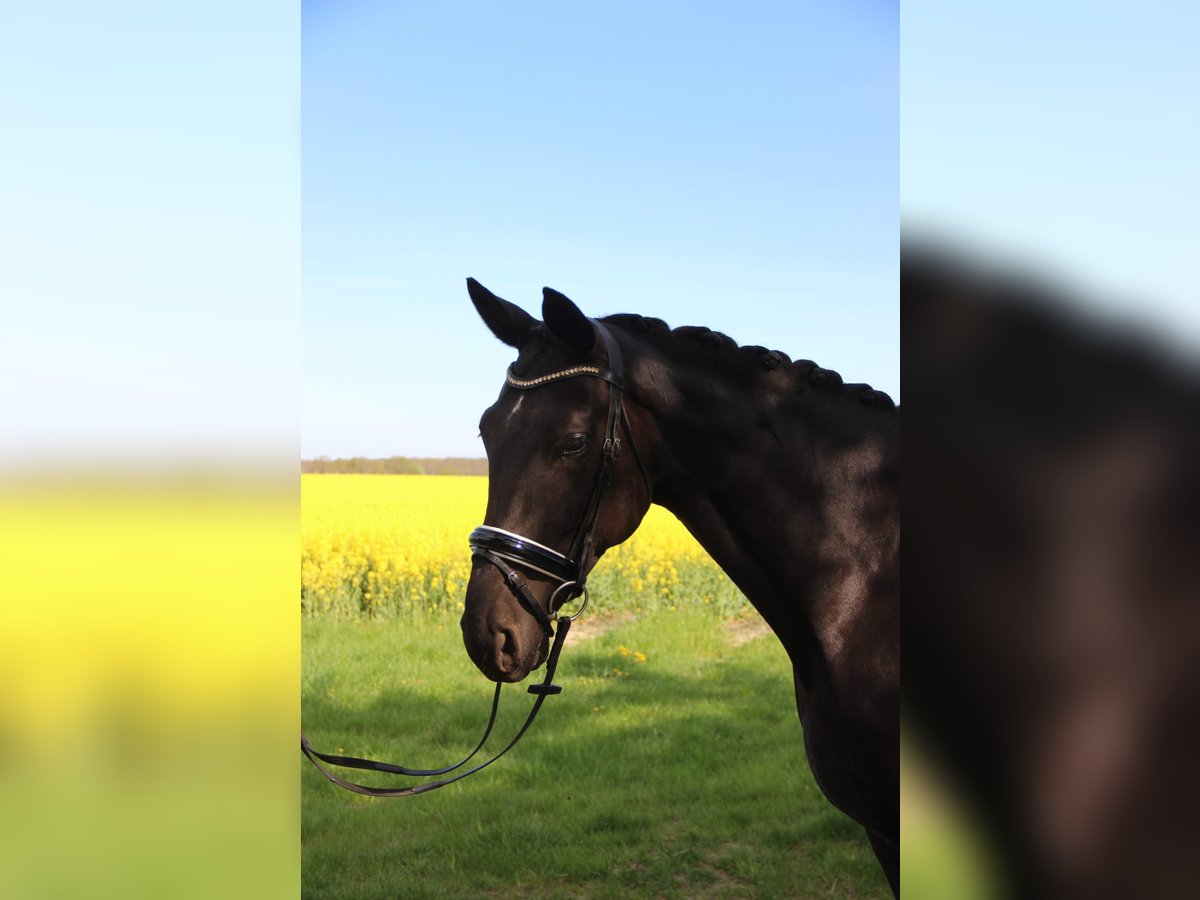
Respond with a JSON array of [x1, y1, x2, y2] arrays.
[[302, 2, 899, 459], [5, 3, 1191, 465], [903, 1, 1200, 349], [1, 1, 299, 466]]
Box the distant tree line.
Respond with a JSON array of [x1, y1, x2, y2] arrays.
[[301, 456, 488, 476]]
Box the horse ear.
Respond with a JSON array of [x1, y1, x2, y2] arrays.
[[542, 287, 596, 355], [467, 278, 535, 348]]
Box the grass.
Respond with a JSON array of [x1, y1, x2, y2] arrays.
[[302, 608, 889, 898]]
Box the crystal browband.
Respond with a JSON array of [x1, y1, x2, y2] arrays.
[[505, 365, 604, 389]]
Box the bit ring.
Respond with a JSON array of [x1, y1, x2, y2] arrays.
[[550, 582, 589, 622]]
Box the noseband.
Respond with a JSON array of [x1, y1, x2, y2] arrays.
[[301, 319, 650, 797], [468, 320, 650, 639]]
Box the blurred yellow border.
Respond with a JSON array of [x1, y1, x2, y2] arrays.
[[0, 475, 299, 899]]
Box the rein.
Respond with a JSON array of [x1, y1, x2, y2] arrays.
[[301, 320, 648, 797], [299, 616, 573, 797]]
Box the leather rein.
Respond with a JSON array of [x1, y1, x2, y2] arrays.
[[301, 321, 649, 797]]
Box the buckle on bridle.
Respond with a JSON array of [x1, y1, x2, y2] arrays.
[[603, 437, 621, 460]]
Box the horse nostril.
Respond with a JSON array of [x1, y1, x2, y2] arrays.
[[494, 626, 519, 674]]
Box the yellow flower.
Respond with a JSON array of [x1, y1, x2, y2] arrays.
[[634, 651, 646, 663], [300, 473, 744, 619], [618, 645, 630, 657]]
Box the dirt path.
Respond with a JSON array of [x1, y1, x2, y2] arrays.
[[568, 609, 771, 647], [724, 613, 772, 646], [566, 611, 635, 642]]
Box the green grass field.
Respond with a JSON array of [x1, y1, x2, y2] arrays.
[[302, 608, 889, 898]]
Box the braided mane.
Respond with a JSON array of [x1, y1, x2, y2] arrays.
[[601, 313, 897, 411]]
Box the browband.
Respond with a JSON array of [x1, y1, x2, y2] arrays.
[[505, 364, 623, 391]]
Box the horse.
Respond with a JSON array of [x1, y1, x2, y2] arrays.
[[459, 279, 900, 895]]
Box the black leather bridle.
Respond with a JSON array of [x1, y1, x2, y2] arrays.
[[469, 320, 651, 638], [301, 320, 650, 797]]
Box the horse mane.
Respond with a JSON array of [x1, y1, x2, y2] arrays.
[[601, 313, 897, 412]]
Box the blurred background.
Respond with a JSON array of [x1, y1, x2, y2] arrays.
[[1, 2, 299, 898], [902, 3, 1199, 898]]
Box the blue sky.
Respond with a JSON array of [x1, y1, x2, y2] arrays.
[[5, 4, 1194, 466], [1, 2, 299, 465], [903, 1, 1200, 348], [303, 2, 899, 458]]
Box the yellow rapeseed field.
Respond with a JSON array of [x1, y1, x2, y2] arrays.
[[301, 474, 745, 619]]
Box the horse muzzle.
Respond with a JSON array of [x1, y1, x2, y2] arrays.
[[460, 566, 552, 682]]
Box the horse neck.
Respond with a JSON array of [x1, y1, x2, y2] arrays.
[[626, 341, 900, 671]]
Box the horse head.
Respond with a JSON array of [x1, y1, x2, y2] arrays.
[[460, 279, 652, 682]]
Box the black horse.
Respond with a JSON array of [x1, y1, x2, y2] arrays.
[[460, 280, 900, 895]]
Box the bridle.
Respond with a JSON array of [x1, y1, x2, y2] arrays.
[[469, 321, 650, 638], [301, 320, 650, 796]]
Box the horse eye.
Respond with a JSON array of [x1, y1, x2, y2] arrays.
[[562, 433, 588, 456]]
